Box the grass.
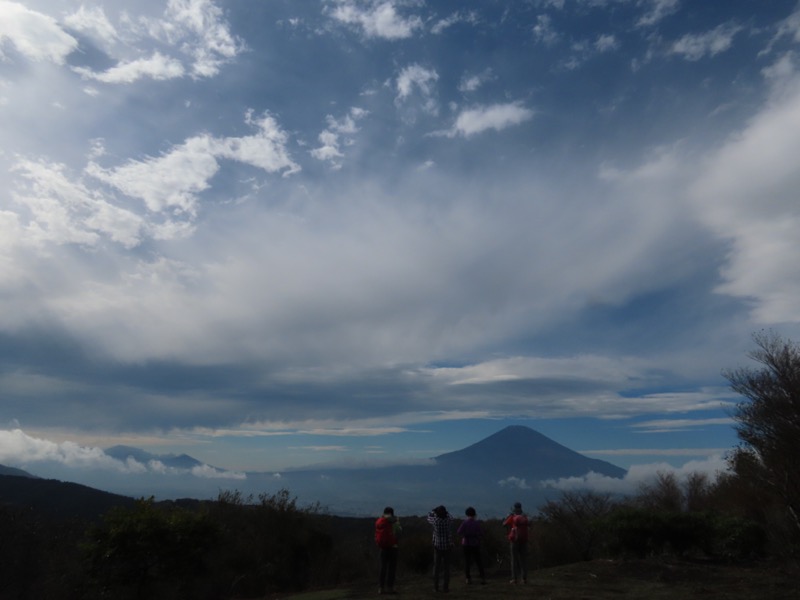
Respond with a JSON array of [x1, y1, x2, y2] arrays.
[[266, 557, 798, 599]]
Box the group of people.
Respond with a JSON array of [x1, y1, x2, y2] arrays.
[[374, 502, 529, 594]]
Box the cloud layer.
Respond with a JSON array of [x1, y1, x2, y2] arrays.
[[1, 1, 799, 475]]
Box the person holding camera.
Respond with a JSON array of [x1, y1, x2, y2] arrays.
[[427, 505, 453, 592]]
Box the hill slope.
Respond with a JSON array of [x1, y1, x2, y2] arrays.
[[0, 474, 135, 521]]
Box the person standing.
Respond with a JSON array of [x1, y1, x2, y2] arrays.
[[375, 506, 401, 594], [502, 502, 529, 584], [427, 505, 453, 593], [457, 506, 486, 585]]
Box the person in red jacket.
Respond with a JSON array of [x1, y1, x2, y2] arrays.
[[375, 506, 401, 594], [502, 502, 529, 584]]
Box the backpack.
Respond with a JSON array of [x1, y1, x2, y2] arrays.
[[510, 514, 528, 543], [375, 517, 396, 549]]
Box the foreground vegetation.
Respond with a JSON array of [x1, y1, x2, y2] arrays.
[[0, 470, 796, 599], [0, 332, 798, 598]]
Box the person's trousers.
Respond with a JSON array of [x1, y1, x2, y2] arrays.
[[433, 548, 450, 591], [510, 542, 527, 582], [379, 547, 397, 591], [463, 545, 485, 581]]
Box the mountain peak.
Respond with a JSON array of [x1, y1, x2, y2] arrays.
[[434, 425, 625, 480]]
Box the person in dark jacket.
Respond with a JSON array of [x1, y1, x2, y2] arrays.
[[457, 506, 486, 584]]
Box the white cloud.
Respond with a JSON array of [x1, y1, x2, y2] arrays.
[[771, 6, 800, 47], [498, 476, 532, 489], [595, 33, 619, 52], [396, 63, 438, 102], [632, 417, 734, 432], [87, 136, 219, 215], [0, 428, 126, 471], [11, 158, 144, 248], [74, 51, 186, 83], [671, 22, 742, 61], [329, 1, 422, 40], [762, 52, 796, 83], [431, 11, 478, 35], [444, 102, 534, 137], [690, 78, 800, 323], [636, 0, 680, 28], [584, 448, 730, 457], [86, 111, 298, 217], [63, 5, 118, 46], [458, 69, 494, 93], [542, 454, 731, 495], [162, 0, 241, 77], [191, 463, 246, 479], [310, 107, 368, 168], [394, 63, 439, 118], [533, 14, 559, 46], [0, 428, 246, 480], [0, 2, 78, 63], [62, 0, 241, 83], [428, 355, 648, 386]]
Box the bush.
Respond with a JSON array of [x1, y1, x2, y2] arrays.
[[83, 497, 218, 599]]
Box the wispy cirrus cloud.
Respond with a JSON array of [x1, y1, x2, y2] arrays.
[[310, 107, 368, 169], [439, 102, 534, 137], [670, 22, 743, 61], [631, 418, 734, 432], [395, 63, 439, 115], [636, 0, 680, 28], [74, 52, 185, 83], [328, 0, 422, 40]]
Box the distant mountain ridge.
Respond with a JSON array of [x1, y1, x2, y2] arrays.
[[244, 425, 627, 515], [0, 426, 627, 518], [105, 445, 208, 470]]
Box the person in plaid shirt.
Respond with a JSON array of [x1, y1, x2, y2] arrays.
[[427, 505, 454, 592]]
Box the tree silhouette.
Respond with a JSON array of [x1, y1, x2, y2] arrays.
[[724, 331, 800, 537]]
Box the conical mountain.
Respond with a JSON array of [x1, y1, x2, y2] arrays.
[[434, 425, 626, 480]]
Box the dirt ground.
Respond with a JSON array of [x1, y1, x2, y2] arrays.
[[268, 557, 798, 600]]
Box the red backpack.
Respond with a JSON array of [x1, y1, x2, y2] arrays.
[[375, 517, 397, 549], [510, 514, 529, 543]]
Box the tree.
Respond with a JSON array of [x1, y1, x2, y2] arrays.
[[723, 331, 800, 537], [539, 491, 617, 561]]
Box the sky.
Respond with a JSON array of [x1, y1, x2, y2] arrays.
[[2, 0, 800, 497]]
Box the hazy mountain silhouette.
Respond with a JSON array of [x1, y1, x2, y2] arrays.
[[105, 445, 206, 470], [0, 426, 627, 518], [434, 425, 626, 480], [0, 464, 37, 478], [249, 425, 627, 516]]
